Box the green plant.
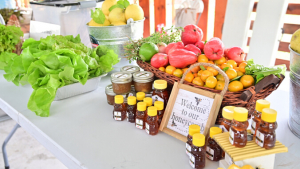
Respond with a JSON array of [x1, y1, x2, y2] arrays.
[[0, 8, 23, 24]]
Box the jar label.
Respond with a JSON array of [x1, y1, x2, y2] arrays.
[[229, 128, 234, 145], [251, 120, 256, 135], [136, 119, 144, 129], [145, 123, 150, 134], [255, 130, 265, 147], [145, 93, 152, 97], [189, 154, 195, 168], [186, 143, 191, 157], [126, 112, 129, 121], [114, 111, 122, 121], [219, 125, 228, 133], [206, 146, 214, 160], [152, 95, 164, 104], [136, 72, 150, 77], [114, 73, 129, 79]]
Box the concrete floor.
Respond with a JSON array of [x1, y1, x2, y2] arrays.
[[0, 110, 67, 169]]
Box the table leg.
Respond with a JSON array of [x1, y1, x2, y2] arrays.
[[2, 123, 20, 169]]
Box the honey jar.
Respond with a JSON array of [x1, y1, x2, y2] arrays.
[[111, 72, 132, 95], [133, 71, 154, 93]]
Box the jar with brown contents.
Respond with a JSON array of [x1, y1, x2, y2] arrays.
[[229, 107, 249, 148], [154, 101, 164, 126], [206, 127, 224, 161], [220, 106, 235, 132], [189, 133, 206, 169], [126, 96, 137, 123], [111, 72, 132, 95], [251, 100, 270, 138], [121, 65, 140, 82], [186, 125, 201, 157], [135, 102, 147, 129], [152, 80, 169, 108], [133, 71, 154, 93], [145, 106, 159, 135], [113, 95, 126, 121], [105, 84, 116, 105]]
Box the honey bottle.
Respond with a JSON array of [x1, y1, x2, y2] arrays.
[[186, 124, 201, 157], [206, 127, 224, 161], [229, 107, 249, 148], [189, 133, 206, 169], [136, 92, 145, 103], [113, 95, 126, 121], [251, 100, 270, 137], [145, 106, 159, 135], [154, 101, 164, 126], [126, 96, 137, 123], [255, 108, 278, 149], [220, 106, 235, 132], [135, 102, 147, 129], [144, 97, 153, 119], [152, 80, 169, 108]]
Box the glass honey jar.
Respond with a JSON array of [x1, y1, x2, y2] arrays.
[[251, 100, 270, 138], [220, 106, 235, 132], [229, 107, 249, 148]]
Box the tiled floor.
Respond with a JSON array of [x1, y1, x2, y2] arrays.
[[0, 110, 67, 169]]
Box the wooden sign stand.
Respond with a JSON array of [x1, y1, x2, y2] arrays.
[[159, 62, 229, 142]]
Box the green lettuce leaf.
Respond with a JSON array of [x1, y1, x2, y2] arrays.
[[91, 8, 106, 24]]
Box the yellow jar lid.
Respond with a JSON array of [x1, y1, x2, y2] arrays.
[[222, 106, 235, 120], [210, 127, 222, 138], [127, 96, 136, 105], [154, 101, 164, 110], [136, 92, 145, 101], [261, 108, 277, 123], [153, 80, 167, 89], [147, 106, 157, 116], [192, 133, 205, 147], [233, 107, 248, 122], [255, 99, 270, 112], [114, 95, 124, 104], [144, 97, 153, 107], [137, 102, 146, 111], [188, 124, 200, 136]]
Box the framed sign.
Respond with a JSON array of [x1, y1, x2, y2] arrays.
[[159, 63, 229, 142]]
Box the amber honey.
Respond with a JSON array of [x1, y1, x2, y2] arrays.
[[251, 100, 270, 138], [152, 80, 169, 109], [189, 133, 205, 169], [145, 106, 159, 135], [126, 96, 137, 123], [229, 107, 249, 148], [113, 95, 126, 121], [135, 102, 147, 129], [186, 125, 201, 157], [206, 127, 224, 161]]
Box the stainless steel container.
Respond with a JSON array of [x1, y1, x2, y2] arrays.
[[87, 19, 145, 68], [289, 45, 300, 138]]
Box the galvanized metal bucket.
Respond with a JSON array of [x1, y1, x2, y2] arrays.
[[289, 45, 300, 139], [87, 18, 145, 68]]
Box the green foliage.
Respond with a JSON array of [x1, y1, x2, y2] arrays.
[[0, 25, 23, 54], [91, 8, 106, 24], [0, 8, 23, 24]]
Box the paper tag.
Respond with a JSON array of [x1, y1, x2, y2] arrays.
[[229, 128, 234, 145], [251, 120, 256, 135], [136, 119, 144, 129], [189, 154, 195, 168], [145, 123, 150, 134], [206, 146, 214, 160], [186, 143, 191, 157], [114, 111, 122, 121], [255, 130, 265, 147], [152, 95, 164, 104], [219, 125, 228, 133]]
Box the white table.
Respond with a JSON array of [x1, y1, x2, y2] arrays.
[[0, 70, 299, 169]]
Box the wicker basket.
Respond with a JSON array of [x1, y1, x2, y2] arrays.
[[137, 60, 285, 124]]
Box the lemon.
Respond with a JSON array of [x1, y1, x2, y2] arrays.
[[102, 0, 117, 16], [88, 17, 110, 26], [109, 8, 126, 24], [112, 21, 126, 26], [125, 4, 144, 21]]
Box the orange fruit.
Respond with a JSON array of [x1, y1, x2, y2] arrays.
[[184, 72, 194, 83], [205, 76, 217, 88], [238, 61, 247, 66], [173, 69, 183, 78], [237, 71, 244, 77], [191, 66, 200, 73], [166, 65, 176, 75], [158, 67, 165, 72], [228, 81, 244, 92], [207, 66, 219, 76], [204, 61, 215, 69], [225, 68, 237, 80], [192, 77, 204, 86], [239, 62, 247, 73], [214, 57, 226, 65], [197, 70, 204, 77], [215, 81, 225, 90], [182, 68, 190, 74], [233, 67, 240, 71], [193, 72, 198, 78], [216, 74, 225, 81], [200, 70, 213, 82], [240, 75, 255, 88], [227, 60, 237, 67], [198, 54, 209, 63], [220, 63, 233, 70]]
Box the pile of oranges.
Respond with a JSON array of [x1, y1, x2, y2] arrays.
[[158, 55, 255, 92]]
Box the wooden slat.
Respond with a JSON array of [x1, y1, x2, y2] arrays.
[[139, 0, 150, 37], [154, 0, 166, 31], [275, 58, 290, 70], [250, 21, 300, 34], [214, 0, 228, 39], [247, 37, 290, 52], [197, 0, 209, 41], [253, 2, 300, 15]]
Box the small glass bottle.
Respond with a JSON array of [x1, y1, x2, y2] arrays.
[[126, 96, 137, 123], [255, 108, 278, 149], [154, 101, 164, 126], [152, 80, 169, 108], [136, 92, 145, 103], [113, 95, 126, 121], [220, 106, 235, 132], [251, 100, 270, 138], [186, 124, 201, 157], [206, 127, 224, 161], [229, 107, 249, 148], [145, 106, 159, 135], [189, 133, 206, 169], [135, 102, 147, 129]]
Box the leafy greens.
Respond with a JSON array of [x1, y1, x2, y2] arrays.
[[3, 35, 119, 117]]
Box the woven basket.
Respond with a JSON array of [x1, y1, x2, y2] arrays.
[[137, 60, 285, 124]]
